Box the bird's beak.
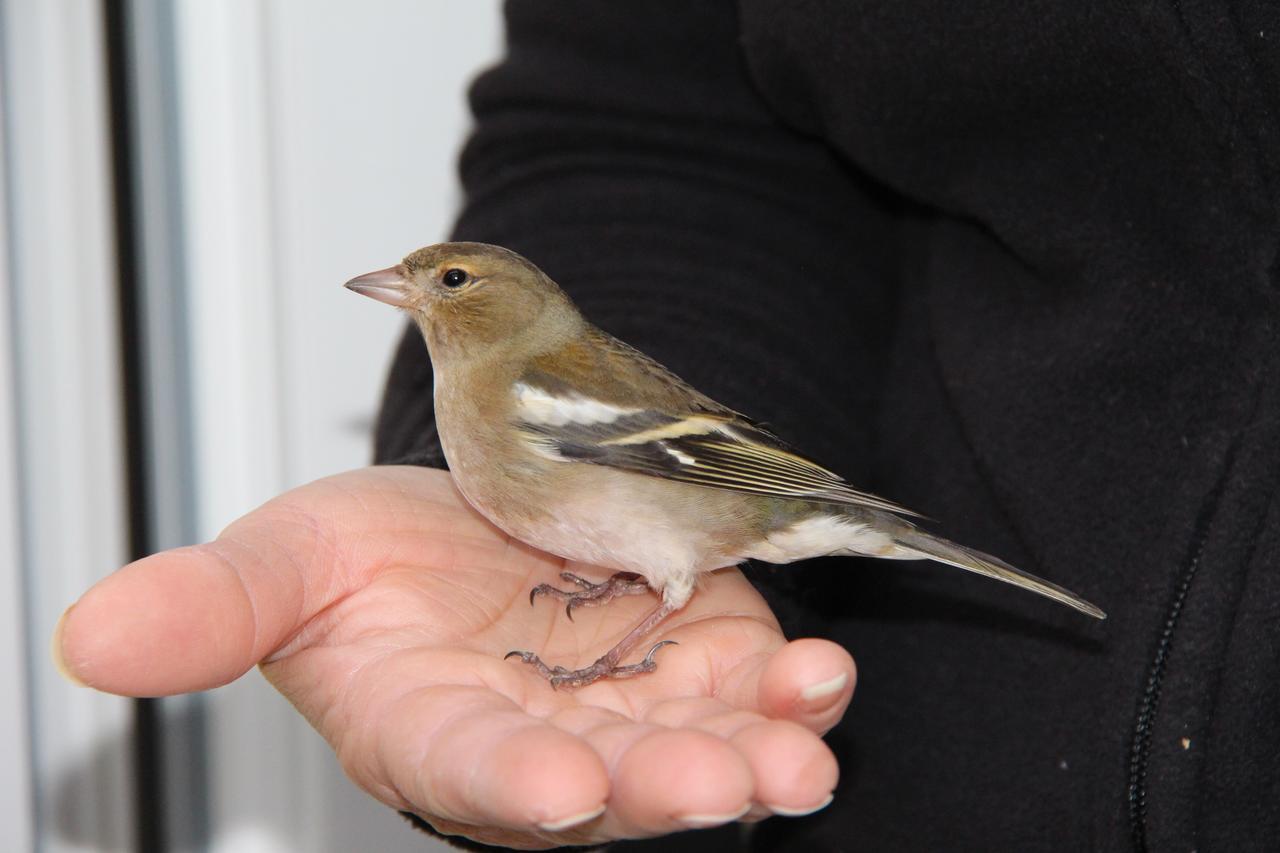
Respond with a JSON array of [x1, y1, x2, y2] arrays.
[[344, 265, 411, 308]]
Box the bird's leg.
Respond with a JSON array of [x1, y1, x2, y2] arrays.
[[505, 601, 678, 689], [528, 570, 652, 620]]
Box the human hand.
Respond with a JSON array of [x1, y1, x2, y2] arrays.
[[55, 466, 853, 848]]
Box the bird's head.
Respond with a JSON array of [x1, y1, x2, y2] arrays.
[[345, 242, 582, 363]]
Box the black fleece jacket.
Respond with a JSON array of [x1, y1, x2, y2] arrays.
[[376, 2, 1280, 850]]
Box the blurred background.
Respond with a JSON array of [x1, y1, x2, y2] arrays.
[[1, 1, 503, 850]]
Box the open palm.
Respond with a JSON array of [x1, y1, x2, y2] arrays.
[[57, 466, 854, 848]]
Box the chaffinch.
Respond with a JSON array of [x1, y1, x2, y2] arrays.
[[346, 242, 1104, 688]]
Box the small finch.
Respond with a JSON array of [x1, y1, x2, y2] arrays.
[[346, 242, 1105, 688]]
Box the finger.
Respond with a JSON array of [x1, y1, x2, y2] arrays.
[[720, 637, 856, 734], [55, 539, 300, 696], [372, 685, 610, 832], [725, 721, 837, 815], [55, 468, 455, 696], [551, 700, 760, 837], [600, 728, 755, 835], [641, 699, 837, 817], [542, 708, 756, 837]]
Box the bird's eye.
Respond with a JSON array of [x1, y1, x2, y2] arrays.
[[442, 268, 469, 288]]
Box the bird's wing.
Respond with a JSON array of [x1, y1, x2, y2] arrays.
[[514, 331, 920, 516]]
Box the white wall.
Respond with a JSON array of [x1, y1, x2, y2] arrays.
[[170, 2, 505, 851], [268, 0, 496, 488], [2, 1, 506, 851]]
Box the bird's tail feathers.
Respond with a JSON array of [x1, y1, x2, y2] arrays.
[[888, 526, 1106, 620]]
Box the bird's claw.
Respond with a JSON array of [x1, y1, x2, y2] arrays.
[[640, 640, 678, 666], [526, 571, 652, 619], [503, 640, 678, 689]]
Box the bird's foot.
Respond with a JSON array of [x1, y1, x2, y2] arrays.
[[528, 571, 652, 620], [504, 641, 678, 689]]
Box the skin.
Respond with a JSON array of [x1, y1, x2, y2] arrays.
[[55, 466, 854, 848]]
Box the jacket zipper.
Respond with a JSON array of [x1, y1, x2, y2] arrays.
[[1126, 440, 1236, 851]]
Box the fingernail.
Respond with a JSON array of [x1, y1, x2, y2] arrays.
[[768, 792, 834, 817], [51, 607, 87, 688], [799, 672, 847, 704], [677, 803, 751, 828], [536, 803, 606, 832]]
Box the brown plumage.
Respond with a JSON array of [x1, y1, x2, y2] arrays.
[[346, 242, 1105, 688]]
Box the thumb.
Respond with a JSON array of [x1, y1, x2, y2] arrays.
[[52, 467, 447, 696], [55, 528, 330, 697]]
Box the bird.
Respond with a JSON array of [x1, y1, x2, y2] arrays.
[[345, 242, 1105, 688]]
